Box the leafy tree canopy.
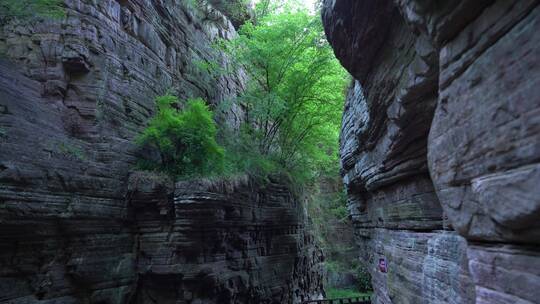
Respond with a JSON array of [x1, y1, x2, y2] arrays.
[[220, 3, 348, 183], [136, 1, 348, 186]]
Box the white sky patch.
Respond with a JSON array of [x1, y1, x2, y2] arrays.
[[301, 0, 318, 14], [252, 0, 319, 14]]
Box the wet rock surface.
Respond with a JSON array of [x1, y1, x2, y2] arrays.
[[323, 0, 540, 303], [0, 1, 322, 303]]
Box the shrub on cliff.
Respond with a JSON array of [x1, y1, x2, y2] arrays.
[[356, 265, 373, 292], [136, 95, 225, 179], [0, 0, 64, 21]]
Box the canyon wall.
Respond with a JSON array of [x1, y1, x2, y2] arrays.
[[129, 174, 324, 304], [0, 1, 323, 303], [322, 0, 540, 303]]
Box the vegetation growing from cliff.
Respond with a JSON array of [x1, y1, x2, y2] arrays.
[[134, 2, 370, 294], [136, 95, 224, 179], [218, 4, 370, 294], [306, 177, 373, 294], [0, 0, 64, 21], [136, 1, 345, 186], [219, 3, 348, 183]]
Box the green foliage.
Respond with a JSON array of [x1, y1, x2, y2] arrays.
[[136, 2, 347, 187], [306, 181, 350, 247], [250, 0, 284, 23], [328, 190, 348, 219], [0, 0, 64, 21], [326, 288, 371, 299], [193, 58, 225, 78], [219, 125, 280, 181], [304, 176, 374, 292], [356, 265, 373, 292], [324, 260, 373, 293], [136, 95, 225, 179], [219, 5, 348, 185], [184, 0, 205, 10]]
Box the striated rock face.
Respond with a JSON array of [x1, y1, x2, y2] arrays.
[[0, 1, 322, 303], [207, 0, 253, 29], [130, 174, 324, 304], [323, 0, 540, 303]]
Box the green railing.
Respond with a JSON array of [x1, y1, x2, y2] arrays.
[[301, 295, 371, 304]]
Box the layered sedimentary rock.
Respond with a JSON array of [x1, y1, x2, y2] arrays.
[[323, 0, 540, 303], [0, 1, 322, 303], [129, 174, 324, 304]]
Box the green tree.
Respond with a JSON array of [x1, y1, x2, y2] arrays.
[[136, 95, 225, 179], [221, 6, 348, 182]]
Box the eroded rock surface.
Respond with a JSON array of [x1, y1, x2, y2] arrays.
[[0, 1, 322, 303], [130, 175, 324, 304], [323, 0, 540, 303]]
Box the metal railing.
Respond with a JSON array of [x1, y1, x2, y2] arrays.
[[301, 295, 371, 304]]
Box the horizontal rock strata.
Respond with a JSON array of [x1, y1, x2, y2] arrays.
[[130, 175, 324, 304], [323, 0, 540, 303], [0, 1, 322, 303]]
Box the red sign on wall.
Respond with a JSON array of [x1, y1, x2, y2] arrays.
[[378, 258, 388, 273]]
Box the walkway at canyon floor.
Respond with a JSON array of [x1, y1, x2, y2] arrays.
[[302, 295, 371, 304]]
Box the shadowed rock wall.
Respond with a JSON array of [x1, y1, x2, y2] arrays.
[[0, 1, 322, 303], [322, 0, 540, 303], [129, 174, 324, 304]]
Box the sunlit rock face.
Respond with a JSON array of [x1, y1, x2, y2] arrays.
[[323, 0, 540, 303], [0, 1, 322, 303]]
